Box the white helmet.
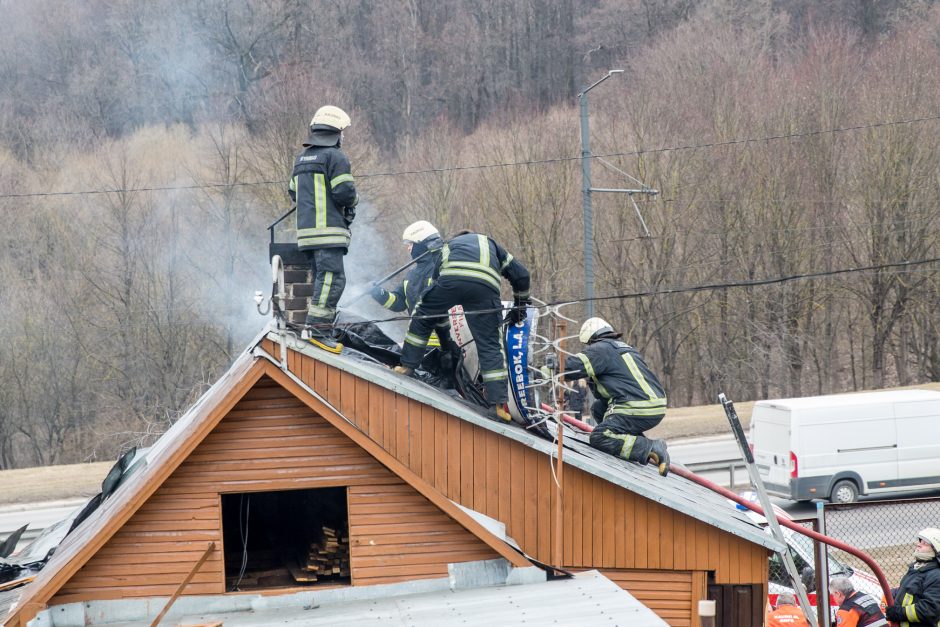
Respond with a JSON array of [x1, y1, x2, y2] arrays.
[[579, 317, 615, 344], [919, 528, 940, 553], [402, 220, 440, 244], [310, 105, 351, 132]]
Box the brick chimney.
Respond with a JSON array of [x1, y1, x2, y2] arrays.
[[270, 243, 315, 326]]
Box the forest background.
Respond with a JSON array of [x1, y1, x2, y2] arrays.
[[2, 0, 940, 469]]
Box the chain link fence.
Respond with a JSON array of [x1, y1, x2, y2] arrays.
[[823, 497, 940, 590], [763, 497, 940, 626]]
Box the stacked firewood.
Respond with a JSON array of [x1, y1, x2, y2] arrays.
[[302, 526, 350, 580]]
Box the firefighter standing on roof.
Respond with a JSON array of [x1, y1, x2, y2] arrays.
[[884, 528, 940, 626], [394, 230, 530, 423], [564, 317, 670, 476], [288, 105, 359, 350]]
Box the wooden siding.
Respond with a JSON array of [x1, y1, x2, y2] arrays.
[[51, 376, 500, 604], [264, 338, 770, 587], [348, 483, 498, 586], [599, 569, 706, 627]]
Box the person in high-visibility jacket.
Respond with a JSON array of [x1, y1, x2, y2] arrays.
[[564, 317, 670, 476], [831, 577, 888, 626], [288, 105, 359, 350], [370, 221, 445, 347], [885, 528, 940, 626], [766, 593, 809, 627], [394, 230, 530, 422]]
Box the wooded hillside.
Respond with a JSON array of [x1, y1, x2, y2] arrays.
[[2, 0, 939, 468]]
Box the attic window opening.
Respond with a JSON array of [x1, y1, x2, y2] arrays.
[[221, 486, 350, 591]]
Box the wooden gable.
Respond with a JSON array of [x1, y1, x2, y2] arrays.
[[263, 339, 770, 627], [48, 374, 516, 606]]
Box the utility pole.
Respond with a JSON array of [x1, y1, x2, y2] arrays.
[[579, 69, 658, 318]]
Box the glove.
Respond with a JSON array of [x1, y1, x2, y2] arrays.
[[343, 206, 356, 225], [506, 295, 530, 325], [885, 605, 904, 622], [370, 284, 387, 304]]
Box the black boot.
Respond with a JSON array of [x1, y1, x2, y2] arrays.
[[647, 439, 670, 477], [305, 315, 342, 353]]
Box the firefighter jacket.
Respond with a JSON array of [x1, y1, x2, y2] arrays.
[[564, 338, 667, 419], [289, 144, 358, 252], [890, 559, 940, 626], [373, 236, 444, 347], [437, 233, 530, 299], [836, 591, 888, 626]]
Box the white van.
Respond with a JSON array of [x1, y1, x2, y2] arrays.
[[751, 389, 940, 503]]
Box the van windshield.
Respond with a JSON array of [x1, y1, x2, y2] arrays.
[[768, 528, 853, 587]]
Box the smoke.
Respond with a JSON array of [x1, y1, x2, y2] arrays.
[[339, 200, 408, 342]]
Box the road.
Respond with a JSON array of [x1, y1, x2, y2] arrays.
[[0, 499, 84, 550]]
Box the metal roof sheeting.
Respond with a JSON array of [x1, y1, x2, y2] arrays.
[[93, 570, 668, 627]]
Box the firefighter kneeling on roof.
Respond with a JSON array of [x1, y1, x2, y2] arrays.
[[564, 317, 670, 476]]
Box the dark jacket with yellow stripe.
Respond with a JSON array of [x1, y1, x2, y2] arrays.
[[564, 338, 667, 419], [373, 237, 444, 347], [892, 559, 940, 626], [289, 144, 358, 252], [438, 233, 530, 298]]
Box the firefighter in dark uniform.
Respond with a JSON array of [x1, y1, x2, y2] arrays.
[[831, 577, 888, 626], [884, 528, 940, 626], [394, 231, 530, 422], [288, 105, 359, 351], [564, 317, 670, 476], [371, 221, 456, 379], [370, 220, 445, 342]]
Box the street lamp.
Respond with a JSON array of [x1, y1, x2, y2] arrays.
[[579, 69, 623, 319]]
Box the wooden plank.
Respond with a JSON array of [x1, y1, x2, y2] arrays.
[[340, 371, 356, 423], [582, 473, 593, 565], [352, 549, 495, 569], [633, 493, 648, 569], [327, 365, 342, 409], [480, 429, 500, 520], [459, 421, 474, 506], [384, 386, 397, 458], [646, 499, 661, 569], [602, 481, 615, 569], [396, 395, 410, 467], [570, 468, 582, 566], [446, 411, 461, 499], [409, 398, 422, 474], [421, 404, 435, 483], [434, 411, 447, 492], [497, 436, 511, 528], [537, 446, 551, 562], [660, 504, 674, 570], [613, 491, 625, 568], [314, 358, 329, 396], [350, 531, 478, 546], [472, 422, 485, 512], [367, 382, 384, 444], [523, 447, 537, 556], [593, 474, 604, 566]]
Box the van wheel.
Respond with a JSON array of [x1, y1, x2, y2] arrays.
[[830, 480, 858, 504]]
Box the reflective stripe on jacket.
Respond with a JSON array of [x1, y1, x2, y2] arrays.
[[289, 145, 358, 251], [837, 591, 888, 626], [564, 338, 666, 417], [437, 233, 530, 298], [893, 560, 940, 626]]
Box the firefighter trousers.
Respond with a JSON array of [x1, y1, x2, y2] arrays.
[[400, 277, 507, 404], [303, 248, 346, 324], [588, 412, 664, 464]]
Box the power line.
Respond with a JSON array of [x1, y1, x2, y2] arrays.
[[1, 113, 938, 200], [344, 255, 940, 327]]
